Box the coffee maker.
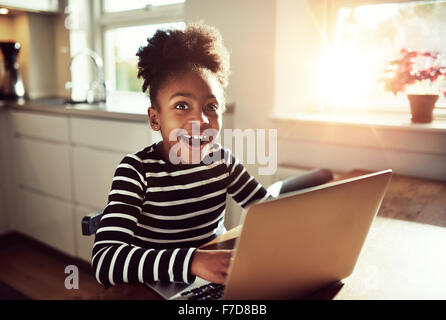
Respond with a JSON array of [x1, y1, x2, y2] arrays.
[[0, 41, 26, 100]]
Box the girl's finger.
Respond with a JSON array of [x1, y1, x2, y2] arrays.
[[221, 258, 231, 268], [215, 272, 227, 284]]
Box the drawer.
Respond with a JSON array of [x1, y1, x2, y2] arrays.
[[70, 117, 160, 153], [21, 188, 75, 256], [14, 136, 72, 200], [72, 146, 124, 209], [10, 111, 69, 142]]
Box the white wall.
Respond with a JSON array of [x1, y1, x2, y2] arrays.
[[0, 14, 14, 39], [0, 13, 31, 97], [0, 12, 62, 99], [0, 11, 67, 100], [27, 12, 59, 98], [275, 0, 326, 115]]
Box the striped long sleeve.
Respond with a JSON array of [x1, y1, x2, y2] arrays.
[[225, 150, 269, 207], [91, 142, 268, 287], [92, 154, 197, 287]]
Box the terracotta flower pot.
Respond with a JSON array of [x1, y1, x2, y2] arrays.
[[407, 94, 439, 123]]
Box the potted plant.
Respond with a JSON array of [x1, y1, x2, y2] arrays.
[[382, 48, 446, 123]]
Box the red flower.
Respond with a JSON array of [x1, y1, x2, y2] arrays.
[[382, 48, 446, 97]]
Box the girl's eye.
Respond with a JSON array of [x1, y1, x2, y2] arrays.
[[205, 104, 218, 112], [175, 103, 189, 110]]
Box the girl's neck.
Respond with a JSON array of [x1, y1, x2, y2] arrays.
[[155, 141, 170, 163]]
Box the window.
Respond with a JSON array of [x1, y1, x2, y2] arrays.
[[104, 22, 185, 93], [321, 0, 446, 112], [99, 0, 186, 101], [65, 0, 185, 104]]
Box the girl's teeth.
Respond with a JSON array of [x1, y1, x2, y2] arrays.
[[183, 135, 209, 140], [180, 134, 211, 146]]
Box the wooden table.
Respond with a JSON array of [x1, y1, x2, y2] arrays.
[[90, 170, 446, 300]]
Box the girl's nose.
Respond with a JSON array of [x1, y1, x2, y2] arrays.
[[190, 110, 210, 125]]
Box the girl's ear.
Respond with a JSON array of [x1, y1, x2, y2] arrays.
[[148, 107, 161, 131]]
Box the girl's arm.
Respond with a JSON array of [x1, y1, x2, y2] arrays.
[[91, 155, 197, 287], [225, 150, 271, 209]]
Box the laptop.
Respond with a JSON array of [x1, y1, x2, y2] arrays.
[[146, 169, 393, 300]]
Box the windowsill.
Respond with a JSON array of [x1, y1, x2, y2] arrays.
[[268, 108, 446, 181], [270, 109, 446, 134]]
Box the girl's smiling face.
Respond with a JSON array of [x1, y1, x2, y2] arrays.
[[148, 68, 224, 164]]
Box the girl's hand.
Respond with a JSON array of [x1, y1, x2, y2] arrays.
[[190, 249, 234, 284]]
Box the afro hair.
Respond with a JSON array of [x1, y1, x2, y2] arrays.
[[136, 22, 230, 109]]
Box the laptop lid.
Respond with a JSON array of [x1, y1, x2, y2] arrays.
[[223, 169, 392, 300]]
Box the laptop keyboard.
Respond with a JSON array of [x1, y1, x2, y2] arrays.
[[180, 283, 225, 300]]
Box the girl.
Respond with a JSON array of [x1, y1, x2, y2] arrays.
[[92, 23, 269, 287]]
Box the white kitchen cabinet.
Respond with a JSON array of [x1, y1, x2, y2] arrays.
[[72, 145, 124, 210], [8, 110, 74, 256], [0, 0, 59, 12], [20, 188, 75, 256], [6, 110, 163, 260], [10, 111, 70, 143], [74, 205, 97, 262], [11, 111, 72, 200], [0, 111, 8, 234], [14, 136, 72, 201], [70, 116, 158, 154], [70, 116, 160, 261]]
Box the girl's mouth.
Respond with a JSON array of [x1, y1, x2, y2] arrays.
[[180, 134, 212, 148]]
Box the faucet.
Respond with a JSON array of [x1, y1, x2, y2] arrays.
[[67, 49, 107, 104]]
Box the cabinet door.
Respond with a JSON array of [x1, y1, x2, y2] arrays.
[[72, 146, 124, 209], [20, 188, 75, 256], [74, 205, 98, 263], [11, 111, 69, 143], [70, 117, 159, 154], [14, 136, 72, 200]]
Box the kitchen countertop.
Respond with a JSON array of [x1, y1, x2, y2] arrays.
[[1, 98, 234, 122], [1, 98, 149, 122]]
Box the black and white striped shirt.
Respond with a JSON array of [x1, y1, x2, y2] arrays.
[[92, 141, 269, 287]]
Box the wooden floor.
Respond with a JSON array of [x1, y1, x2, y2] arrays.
[[0, 233, 106, 300], [1, 171, 445, 300], [339, 170, 446, 227]]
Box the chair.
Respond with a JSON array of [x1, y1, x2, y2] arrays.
[[81, 168, 334, 236], [81, 211, 104, 236], [267, 168, 334, 197]]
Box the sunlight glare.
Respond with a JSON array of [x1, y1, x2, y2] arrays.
[[319, 47, 379, 109], [353, 4, 399, 30]]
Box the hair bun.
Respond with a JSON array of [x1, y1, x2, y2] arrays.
[[137, 22, 230, 94]]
